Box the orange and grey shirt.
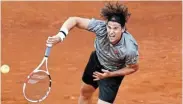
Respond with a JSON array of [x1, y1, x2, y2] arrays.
[[87, 18, 139, 71]]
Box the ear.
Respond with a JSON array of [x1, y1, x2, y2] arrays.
[[121, 28, 125, 32]]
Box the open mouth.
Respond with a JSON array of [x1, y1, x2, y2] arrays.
[[109, 36, 115, 38]]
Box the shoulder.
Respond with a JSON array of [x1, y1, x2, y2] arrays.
[[124, 31, 138, 45], [123, 31, 138, 51], [89, 18, 106, 25], [88, 18, 106, 29], [117, 31, 138, 56], [87, 18, 107, 35]]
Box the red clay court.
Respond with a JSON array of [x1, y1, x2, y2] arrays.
[[1, 1, 182, 104]]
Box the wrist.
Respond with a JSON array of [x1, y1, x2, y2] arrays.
[[109, 71, 124, 77], [60, 27, 68, 35], [107, 71, 114, 77], [57, 27, 69, 41]]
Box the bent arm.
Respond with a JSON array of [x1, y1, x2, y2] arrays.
[[109, 64, 139, 77], [61, 17, 90, 31]]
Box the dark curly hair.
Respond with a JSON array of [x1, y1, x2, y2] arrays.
[[100, 2, 131, 27]]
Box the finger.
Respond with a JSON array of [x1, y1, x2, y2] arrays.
[[93, 72, 99, 76], [93, 71, 103, 76], [93, 73, 100, 78], [46, 40, 54, 44], [93, 78, 100, 81], [102, 69, 109, 73], [92, 74, 99, 78], [48, 36, 60, 42], [47, 37, 56, 42], [47, 38, 52, 42], [48, 36, 53, 39], [48, 36, 56, 41], [46, 43, 53, 47]]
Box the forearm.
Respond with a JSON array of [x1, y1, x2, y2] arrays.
[[55, 17, 78, 41], [60, 17, 78, 31], [109, 65, 139, 77], [56, 17, 89, 41]]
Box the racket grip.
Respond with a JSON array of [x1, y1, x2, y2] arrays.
[[45, 47, 51, 57]]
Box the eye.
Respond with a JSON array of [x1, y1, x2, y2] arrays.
[[107, 25, 111, 29], [114, 27, 118, 30]]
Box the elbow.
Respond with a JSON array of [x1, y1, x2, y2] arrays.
[[134, 67, 139, 72], [67, 16, 80, 26], [68, 16, 79, 22], [130, 64, 139, 73], [68, 16, 77, 20], [133, 64, 139, 72]]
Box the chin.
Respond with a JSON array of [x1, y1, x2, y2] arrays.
[[109, 40, 115, 44], [108, 37, 116, 44]]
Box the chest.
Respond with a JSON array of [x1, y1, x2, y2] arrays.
[[96, 37, 126, 62]]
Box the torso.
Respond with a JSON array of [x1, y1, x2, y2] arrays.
[[88, 18, 138, 71]]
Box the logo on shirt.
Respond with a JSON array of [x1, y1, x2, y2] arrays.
[[114, 49, 119, 54]]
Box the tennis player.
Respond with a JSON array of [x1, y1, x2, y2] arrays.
[[47, 2, 139, 104]]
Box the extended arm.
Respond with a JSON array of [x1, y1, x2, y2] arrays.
[[61, 17, 90, 31], [46, 17, 90, 45]]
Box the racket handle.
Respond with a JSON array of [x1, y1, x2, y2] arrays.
[[45, 46, 51, 57]]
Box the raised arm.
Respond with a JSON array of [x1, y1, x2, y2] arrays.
[[46, 17, 90, 45], [62, 17, 90, 30]]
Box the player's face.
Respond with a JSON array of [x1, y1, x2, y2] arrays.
[[107, 21, 124, 45]]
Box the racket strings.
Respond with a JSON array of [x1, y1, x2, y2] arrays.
[[24, 71, 50, 101], [28, 73, 48, 84]]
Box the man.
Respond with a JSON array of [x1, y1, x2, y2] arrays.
[[47, 2, 139, 104]]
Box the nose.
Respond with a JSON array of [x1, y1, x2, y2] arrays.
[[109, 29, 115, 34]]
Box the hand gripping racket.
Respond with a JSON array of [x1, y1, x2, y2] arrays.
[[23, 44, 52, 103]]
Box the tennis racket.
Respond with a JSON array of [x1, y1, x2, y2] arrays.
[[23, 44, 52, 103]]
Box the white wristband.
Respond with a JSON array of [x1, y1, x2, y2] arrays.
[[60, 27, 69, 35], [56, 32, 65, 41], [57, 27, 69, 41]]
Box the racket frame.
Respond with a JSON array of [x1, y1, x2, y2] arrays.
[[23, 46, 52, 103]]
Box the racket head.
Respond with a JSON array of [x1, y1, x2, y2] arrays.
[[23, 70, 51, 103]]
